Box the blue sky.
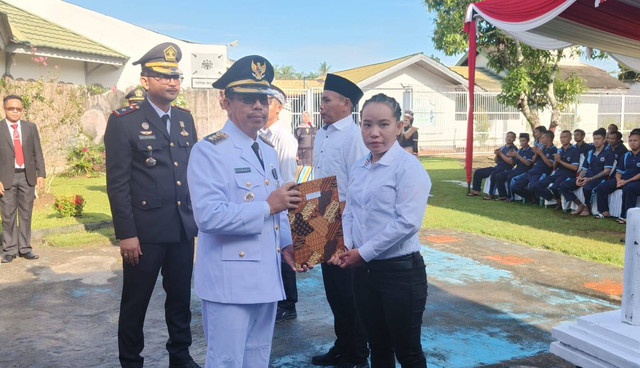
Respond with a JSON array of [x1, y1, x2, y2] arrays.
[[66, 0, 618, 74]]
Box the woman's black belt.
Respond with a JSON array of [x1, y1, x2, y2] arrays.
[[365, 252, 422, 271]]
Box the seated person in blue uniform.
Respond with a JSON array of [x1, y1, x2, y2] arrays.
[[595, 129, 640, 221], [511, 130, 557, 203], [559, 128, 612, 216], [533, 125, 547, 147], [607, 130, 628, 166], [573, 129, 593, 158], [468, 132, 516, 198], [328, 93, 431, 368], [532, 130, 579, 204], [494, 133, 533, 201]]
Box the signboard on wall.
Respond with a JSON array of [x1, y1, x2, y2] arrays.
[[191, 53, 225, 89]]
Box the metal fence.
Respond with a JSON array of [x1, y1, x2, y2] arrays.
[[282, 88, 640, 155]]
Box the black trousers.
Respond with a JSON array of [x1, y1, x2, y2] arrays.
[[320, 262, 369, 362], [118, 239, 194, 368], [353, 253, 428, 368], [0, 171, 35, 256], [278, 263, 298, 311]]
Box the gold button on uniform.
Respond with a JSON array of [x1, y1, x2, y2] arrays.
[[246, 181, 251, 188], [170, 142, 175, 147], [265, 179, 270, 186], [186, 141, 190, 146], [174, 161, 179, 167], [276, 247, 281, 253], [275, 225, 279, 230], [239, 252, 245, 258], [177, 201, 181, 206], [147, 145, 152, 150], [141, 201, 147, 206], [177, 180, 182, 186]]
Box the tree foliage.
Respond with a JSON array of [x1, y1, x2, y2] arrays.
[[424, 0, 587, 130]]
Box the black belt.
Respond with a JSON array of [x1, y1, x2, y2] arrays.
[[15, 168, 25, 173], [365, 252, 422, 271]]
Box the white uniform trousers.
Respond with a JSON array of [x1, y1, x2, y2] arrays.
[[202, 300, 277, 368]]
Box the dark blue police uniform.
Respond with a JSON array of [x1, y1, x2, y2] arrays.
[[511, 144, 557, 200], [494, 145, 534, 199], [596, 150, 640, 217], [471, 144, 516, 193], [105, 42, 199, 368]]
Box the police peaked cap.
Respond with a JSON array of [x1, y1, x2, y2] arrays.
[[212, 55, 275, 94], [323, 73, 363, 105], [133, 42, 182, 76], [125, 88, 146, 102]]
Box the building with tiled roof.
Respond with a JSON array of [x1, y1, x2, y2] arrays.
[[0, 0, 127, 85]]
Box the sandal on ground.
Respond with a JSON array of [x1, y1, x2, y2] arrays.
[[495, 197, 508, 201], [617, 218, 627, 224], [467, 191, 480, 197], [579, 210, 591, 217], [483, 195, 493, 200], [594, 213, 606, 219]]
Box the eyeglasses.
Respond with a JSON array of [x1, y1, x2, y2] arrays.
[[151, 75, 184, 85], [232, 94, 269, 105], [4, 107, 23, 112]]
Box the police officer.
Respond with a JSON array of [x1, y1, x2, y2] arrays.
[[104, 42, 199, 368], [187, 55, 305, 367], [125, 88, 146, 107], [312, 74, 370, 368]]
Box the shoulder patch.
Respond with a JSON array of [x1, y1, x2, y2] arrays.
[[112, 105, 139, 117], [259, 135, 274, 148], [205, 131, 228, 145], [172, 105, 191, 113]]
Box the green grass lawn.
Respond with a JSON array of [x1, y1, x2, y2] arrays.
[[43, 227, 116, 247], [32, 174, 111, 229], [421, 156, 625, 267]]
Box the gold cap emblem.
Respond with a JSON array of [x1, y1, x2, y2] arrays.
[[251, 60, 266, 80], [164, 46, 178, 62], [135, 89, 144, 97]]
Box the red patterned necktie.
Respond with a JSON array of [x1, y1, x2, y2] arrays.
[[11, 123, 24, 166]]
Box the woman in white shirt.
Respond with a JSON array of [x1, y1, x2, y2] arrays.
[[329, 93, 431, 368]]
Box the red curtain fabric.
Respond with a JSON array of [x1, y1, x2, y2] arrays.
[[470, 0, 569, 22]]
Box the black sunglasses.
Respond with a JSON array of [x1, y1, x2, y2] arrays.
[[231, 94, 269, 105]]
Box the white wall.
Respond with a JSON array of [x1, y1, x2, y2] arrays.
[[9, 54, 86, 84], [6, 0, 227, 90]]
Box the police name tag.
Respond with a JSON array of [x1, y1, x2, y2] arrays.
[[139, 135, 156, 140], [234, 167, 251, 173]]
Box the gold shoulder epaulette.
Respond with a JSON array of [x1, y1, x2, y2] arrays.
[[259, 135, 274, 148], [205, 131, 228, 145], [112, 105, 139, 117]]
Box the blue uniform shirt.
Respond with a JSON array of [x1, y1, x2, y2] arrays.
[[609, 143, 629, 162], [617, 150, 640, 180], [583, 148, 614, 178], [514, 146, 534, 172], [555, 145, 580, 177], [496, 144, 516, 169], [574, 142, 593, 158], [531, 145, 557, 174]]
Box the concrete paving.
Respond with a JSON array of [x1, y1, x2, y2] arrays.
[[0, 227, 622, 367]]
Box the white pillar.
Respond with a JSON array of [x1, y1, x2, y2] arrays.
[[622, 208, 640, 325]]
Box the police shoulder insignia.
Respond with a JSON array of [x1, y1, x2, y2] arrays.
[[259, 135, 274, 148], [113, 105, 139, 117], [172, 105, 191, 113], [205, 131, 228, 145]]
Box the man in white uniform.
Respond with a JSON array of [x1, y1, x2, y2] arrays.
[[311, 74, 369, 368], [188, 55, 304, 368]]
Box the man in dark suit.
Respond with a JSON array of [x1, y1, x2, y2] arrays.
[[104, 42, 199, 368], [0, 95, 45, 263]]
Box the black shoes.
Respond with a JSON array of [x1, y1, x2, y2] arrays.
[[1, 254, 16, 263], [311, 347, 342, 366], [336, 361, 369, 368], [275, 307, 297, 322], [19, 251, 39, 260], [169, 357, 200, 368]]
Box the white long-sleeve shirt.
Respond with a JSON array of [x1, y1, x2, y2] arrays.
[[313, 115, 367, 201], [343, 141, 431, 262], [260, 120, 298, 183]]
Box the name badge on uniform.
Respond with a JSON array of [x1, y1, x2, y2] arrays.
[[139, 135, 156, 140], [235, 167, 251, 173]]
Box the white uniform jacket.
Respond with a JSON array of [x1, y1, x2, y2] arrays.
[[188, 120, 292, 304]]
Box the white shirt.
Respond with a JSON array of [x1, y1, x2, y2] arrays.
[[6, 119, 23, 168], [342, 141, 432, 262], [259, 119, 298, 183], [313, 115, 367, 201], [147, 98, 172, 133]]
